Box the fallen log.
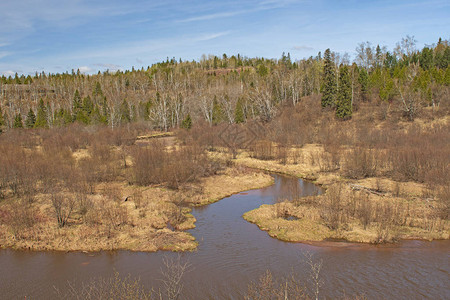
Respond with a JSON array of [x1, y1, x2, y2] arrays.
[[349, 184, 386, 196]]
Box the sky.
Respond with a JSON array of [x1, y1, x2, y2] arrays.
[[0, 0, 449, 76]]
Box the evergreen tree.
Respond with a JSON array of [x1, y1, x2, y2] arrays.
[[0, 106, 5, 132], [321, 48, 337, 108], [101, 97, 109, 123], [93, 82, 103, 97], [25, 108, 36, 128], [419, 47, 433, 70], [82, 96, 94, 116], [63, 109, 73, 125], [375, 44, 383, 68], [234, 97, 245, 123], [212, 96, 224, 125], [13, 113, 23, 128], [358, 67, 369, 101], [75, 110, 90, 124], [120, 99, 131, 123], [181, 114, 192, 129], [73, 89, 82, 111], [336, 65, 352, 120], [90, 105, 106, 125], [34, 99, 48, 128]]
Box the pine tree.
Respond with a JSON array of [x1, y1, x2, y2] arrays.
[[181, 114, 192, 129], [0, 106, 5, 132], [73, 89, 82, 111], [358, 67, 369, 101], [212, 96, 224, 125], [93, 82, 103, 97], [375, 44, 383, 68], [120, 99, 131, 123], [14, 113, 23, 128], [336, 65, 352, 120], [25, 108, 36, 128], [90, 105, 103, 125], [234, 97, 245, 123], [321, 48, 337, 108], [82, 96, 94, 116], [34, 99, 48, 128]]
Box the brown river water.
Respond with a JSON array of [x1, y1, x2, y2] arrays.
[[0, 174, 449, 299]]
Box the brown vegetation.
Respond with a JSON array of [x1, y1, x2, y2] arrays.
[[0, 125, 273, 251]]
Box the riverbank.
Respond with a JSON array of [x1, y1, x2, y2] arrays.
[[224, 146, 450, 244], [0, 166, 273, 252]]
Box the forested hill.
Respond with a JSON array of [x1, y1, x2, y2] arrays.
[[0, 37, 449, 131]]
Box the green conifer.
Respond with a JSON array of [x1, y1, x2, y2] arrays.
[[0, 106, 5, 131], [73, 89, 82, 110], [120, 99, 131, 123], [321, 49, 337, 108], [234, 98, 245, 123], [14, 113, 23, 128], [358, 68, 369, 101], [212, 96, 224, 125], [34, 99, 48, 128], [336, 65, 353, 120], [25, 108, 36, 128], [181, 114, 192, 129]]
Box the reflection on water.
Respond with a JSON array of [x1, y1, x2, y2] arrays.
[[0, 175, 449, 299]]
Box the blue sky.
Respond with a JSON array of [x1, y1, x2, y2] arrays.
[[0, 0, 449, 76]]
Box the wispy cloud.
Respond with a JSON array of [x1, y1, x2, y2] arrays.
[[92, 63, 122, 70], [78, 66, 92, 73], [1, 70, 18, 76], [196, 31, 231, 41], [292, 45, 314, 51], [0, 51, 12, 60], [178, 0, 298, 23], [62, 31, 231, 62], [178, 10, 249, 23]]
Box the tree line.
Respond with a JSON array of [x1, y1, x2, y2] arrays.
[[0, 36, 449, 132]]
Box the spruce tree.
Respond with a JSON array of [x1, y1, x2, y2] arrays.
[[62, 109, 73, 125], [93, 82, 103, 97], [120, 99, 131, 123], [181, 114, 192, 129], [34, 99, 48, 128], [336, 65, 352, 120], [25, 108, 36, 128], [321, 48, 337, 108], [14, 113, 23, 128], [0, 106, 5, 132], [358, 67, 369, 101], [73, 90, 82, 111], [234, 97, 245, 123], [212, 96, 224, 125], [82, 96, 94, 116]]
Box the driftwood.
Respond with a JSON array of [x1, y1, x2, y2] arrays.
[[349, 184, 386, 196]]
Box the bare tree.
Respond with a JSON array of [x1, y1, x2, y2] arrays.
[[304, 251, 323, 300], [51, 193, 75, 227], [159, 255, 190, 300]]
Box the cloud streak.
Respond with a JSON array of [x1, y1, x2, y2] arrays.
[[178, 0, 299, 23], [0, 52, 12, 60], [292, 45, 314, 51]]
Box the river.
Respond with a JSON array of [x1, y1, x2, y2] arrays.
[[0, 174, 449, 299]]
